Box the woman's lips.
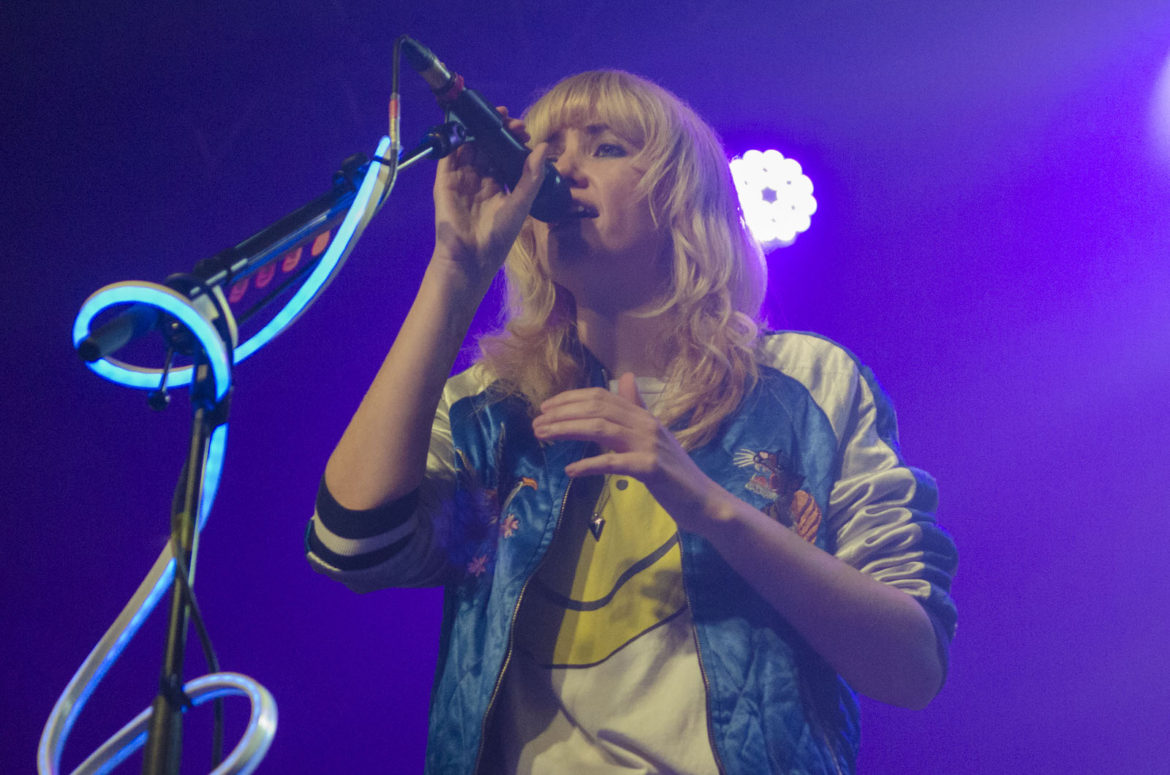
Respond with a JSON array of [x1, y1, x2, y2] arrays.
[[549, 203, 598, 230], [564, 202, 599, 219]]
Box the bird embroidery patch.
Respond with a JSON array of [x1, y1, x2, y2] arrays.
[[733, 448, 821, 542]]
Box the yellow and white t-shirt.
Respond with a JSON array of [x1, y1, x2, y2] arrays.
[[488, 380, 720, 774]]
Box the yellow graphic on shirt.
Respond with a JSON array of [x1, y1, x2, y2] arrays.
[[514, 477, 686, 668]]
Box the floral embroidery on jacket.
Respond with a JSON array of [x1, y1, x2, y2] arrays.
[[499, 514, 520, 538], [450, 425, 540, 578], [450, 447, 500, 578]]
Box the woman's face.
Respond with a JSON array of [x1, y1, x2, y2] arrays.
[[532, 122, 669, 312]]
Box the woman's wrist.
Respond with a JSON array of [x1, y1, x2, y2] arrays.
[[422, 252, 496, 315], [663, 475, 744, 542]]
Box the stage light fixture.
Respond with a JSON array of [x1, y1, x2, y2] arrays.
[[730, 149, 816, 249]]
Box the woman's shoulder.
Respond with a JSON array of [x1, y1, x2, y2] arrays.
[[442, 363, 532, 417], [754, 330, 864, 379], [440, 362, 497, 408]]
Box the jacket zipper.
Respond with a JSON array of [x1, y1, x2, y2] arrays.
[[682, 546, 729, 775], [470, 474, 577, 774], [472, 360, 604, 772]]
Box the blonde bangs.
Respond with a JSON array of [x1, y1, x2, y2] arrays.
[[523, 71, 662, 156], [523, 72, 687, 213]]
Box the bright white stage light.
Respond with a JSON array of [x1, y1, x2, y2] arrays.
[[1151, 48, 1170, 170], [730, 149, 816, 249]]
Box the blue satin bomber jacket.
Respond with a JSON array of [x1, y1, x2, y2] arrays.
[[306, 331, 959, 775]]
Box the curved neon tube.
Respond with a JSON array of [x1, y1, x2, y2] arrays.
[[51, 136, 395, 774], [234, 135, 393, 362], [72, 283, 233, 401], [73, 673, 276, 775], [37, 424, 229, 774], [71, 137, 393, 395]]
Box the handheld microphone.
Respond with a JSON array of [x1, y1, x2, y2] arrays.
[[400, 37, 571, 223]]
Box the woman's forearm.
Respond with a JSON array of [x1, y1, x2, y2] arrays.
[[323, 258, 487, 510], [690, 482, 944, 709]]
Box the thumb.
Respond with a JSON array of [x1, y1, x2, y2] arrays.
[[618, 372, 645, 408], [510, 142, 550, 205]]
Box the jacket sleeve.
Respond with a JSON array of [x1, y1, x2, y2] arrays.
[[304, 366, 489, 592], [826, 357, 959, 664]]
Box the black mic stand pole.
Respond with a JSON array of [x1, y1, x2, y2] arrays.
[[141, 354, 230, 775]]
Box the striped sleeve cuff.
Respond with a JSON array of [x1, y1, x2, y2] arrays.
[[313, 477, 419, 539], [305, 478, 421, 573]]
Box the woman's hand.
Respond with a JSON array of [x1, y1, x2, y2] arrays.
[[431, 108, 549, 294], [325, 109, 546, 512], [533, 372, 945, 708], [531, 372, 730, 536]]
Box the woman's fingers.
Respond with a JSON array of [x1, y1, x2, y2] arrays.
[[533, 414, 633, 449], [535, 389, 646, 438], [495, 105, 530, 143], [564, 450, 655, 478], [539, 386, 628, 414], [432, 119, 546, 270], [509, 142, 550, 204], [616, 372, 645, 408], [533, 382, 664, 474]]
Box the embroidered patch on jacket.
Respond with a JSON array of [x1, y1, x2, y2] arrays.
[[499, 514, 520, 538], [450, 425, 540, 578], [733, 448, 821, 542], [467, 555, 489, 576], [451, 447, 501, 577], [495, 475, 537, 541]]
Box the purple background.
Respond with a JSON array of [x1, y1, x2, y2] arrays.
[[5, 2, 1169, 772]]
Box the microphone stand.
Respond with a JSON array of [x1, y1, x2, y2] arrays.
[[142, 357, 229, 775], [184, 121, 463, 301], [67, 123, 469, 775], [78, 122, 465, 365]]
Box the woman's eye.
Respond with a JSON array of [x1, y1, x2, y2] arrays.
[[595, 143, 627, 157]]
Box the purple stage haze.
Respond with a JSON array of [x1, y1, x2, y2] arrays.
[[4, 2, 1169, 773]]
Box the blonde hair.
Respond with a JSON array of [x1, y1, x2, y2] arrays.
[[478, 70, 767, 449]]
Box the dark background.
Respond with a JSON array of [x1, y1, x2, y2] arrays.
[[4, 2, 1169, 772]]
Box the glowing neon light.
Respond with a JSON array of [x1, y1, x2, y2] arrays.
[[93, 730, 145, 775], [281, 246, 302, 272], [255, 262, 276, 289], [198, 424, 227, 532], [61, 672, 276, 775], [233, 135, 392, 363], [39, 425, 230, 773], [38, 546, 177, 774], [230, 278, 250, 302], [52, 137, 392, 775], [72, 282, 233, 401], [70, 137, 391, 396], [311, 230, 332, 257], [730, 149, 817, 249]]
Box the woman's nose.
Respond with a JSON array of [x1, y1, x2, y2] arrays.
[[553, 152, 585, 187]]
